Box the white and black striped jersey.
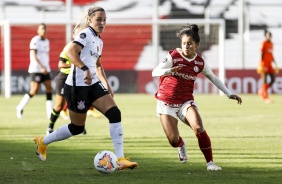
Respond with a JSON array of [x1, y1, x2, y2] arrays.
[[28, 35, 50, 73], [66, 26, 103, 86]]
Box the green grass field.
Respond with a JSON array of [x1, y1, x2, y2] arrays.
[[0, 94, 281, 184]]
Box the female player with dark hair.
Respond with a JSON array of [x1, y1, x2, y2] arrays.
[[257, 30, 279, 103], [152, 24, 242, 171], [16, 23, 53, 119], [34, 6, 138, 170]]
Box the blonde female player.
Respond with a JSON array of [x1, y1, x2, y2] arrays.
[[34, 6, 138, 170], [46, 42, 100, 135], [152, 24, 242, 171]]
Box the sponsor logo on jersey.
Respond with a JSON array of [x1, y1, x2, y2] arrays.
[[194, 66, 199, 72], [173, 72, 196, 80], [194, 60, 203, 65], [80, 33, 86, 39], [173, 58, 183, 63], [90, 50, 100, 58], [77, 101, 86, 110]]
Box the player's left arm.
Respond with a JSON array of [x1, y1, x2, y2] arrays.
[[96, 57, 114, 97], [202, 63, 242, 105]]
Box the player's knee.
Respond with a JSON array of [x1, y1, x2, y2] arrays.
[[68, 123, 85, 135], [104, 106, 121, 123]]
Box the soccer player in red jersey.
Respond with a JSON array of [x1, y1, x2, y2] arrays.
[[152, 24, 242, 171], [257, 31, 279, 103]]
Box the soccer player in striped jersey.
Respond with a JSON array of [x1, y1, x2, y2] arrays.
[[16, 23, 53, 119], [34, 6, 138, 170], [257, 30, 279, 103], [152, 24, 242, 171]]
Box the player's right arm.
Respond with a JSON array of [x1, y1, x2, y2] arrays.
[[66, 42, 92, 85], [152, 54, 181, 77]]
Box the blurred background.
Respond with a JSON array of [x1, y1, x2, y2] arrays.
[[1, 0, 282, 97]]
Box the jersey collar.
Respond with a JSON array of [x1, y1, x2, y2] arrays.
[[88, 26, 100, 38]]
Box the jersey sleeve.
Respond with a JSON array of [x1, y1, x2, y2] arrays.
[[202, 62, 232, 97], [29, 37, 38, 50], [152, 53, 173, 77], [73, 31, 89, 48]]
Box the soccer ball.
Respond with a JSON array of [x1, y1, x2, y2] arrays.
[[94, 150, 118, 174]]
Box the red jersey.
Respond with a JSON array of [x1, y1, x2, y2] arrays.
[[155, 49, 205, 104], [261, 40, 274, 67]]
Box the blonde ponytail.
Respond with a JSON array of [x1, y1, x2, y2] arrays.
[[73, 6, 105, 38]]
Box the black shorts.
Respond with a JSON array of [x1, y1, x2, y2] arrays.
[[64, 82, 109, 113], [55, 72, 68, 96], [30, 73, 52, 83]]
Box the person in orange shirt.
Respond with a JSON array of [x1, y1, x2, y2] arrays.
[[257, 31, 279, 103]]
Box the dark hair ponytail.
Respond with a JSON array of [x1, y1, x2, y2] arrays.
[[176, 24, 200, 43]]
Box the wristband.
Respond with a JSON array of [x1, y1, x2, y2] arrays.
[[81, 65, 89, 71]]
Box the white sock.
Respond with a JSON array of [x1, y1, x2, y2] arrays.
[[46, 100, 53, 118], [17, 93, 30, 110], [109, 122, 124, 158], [44, 124, 72, 145]]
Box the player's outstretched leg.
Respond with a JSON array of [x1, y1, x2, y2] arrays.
[[46, 128, 53, 135]]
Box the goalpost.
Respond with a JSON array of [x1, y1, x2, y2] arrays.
[[1, 18, 225, 98]]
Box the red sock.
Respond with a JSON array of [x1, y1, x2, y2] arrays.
[[171, 136, 184, 148], [196, 131, 213, 163], [177, 136, 184, 147], [262, 84, 269, 99]]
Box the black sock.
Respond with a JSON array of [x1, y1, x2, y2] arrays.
[[49, 109, 60, 128]]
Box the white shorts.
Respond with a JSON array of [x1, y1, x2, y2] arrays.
[[156, 100, 197, 123]]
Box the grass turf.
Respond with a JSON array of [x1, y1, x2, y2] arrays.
[[0, 94, 281, 184]]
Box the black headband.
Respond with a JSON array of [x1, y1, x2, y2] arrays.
[[88, 8, 104, 16]]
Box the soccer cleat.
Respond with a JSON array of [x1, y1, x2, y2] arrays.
[[60, 110, 69, 120], [46, 128, 53, 135], [117, 157, 138, 170], [16, 107, 23, 119], [178, 139, 188, 163], [34, 136, 47, 161], [207, 161, 222, 171]]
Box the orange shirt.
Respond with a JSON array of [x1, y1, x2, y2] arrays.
[[261, 40, 274, 67]]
